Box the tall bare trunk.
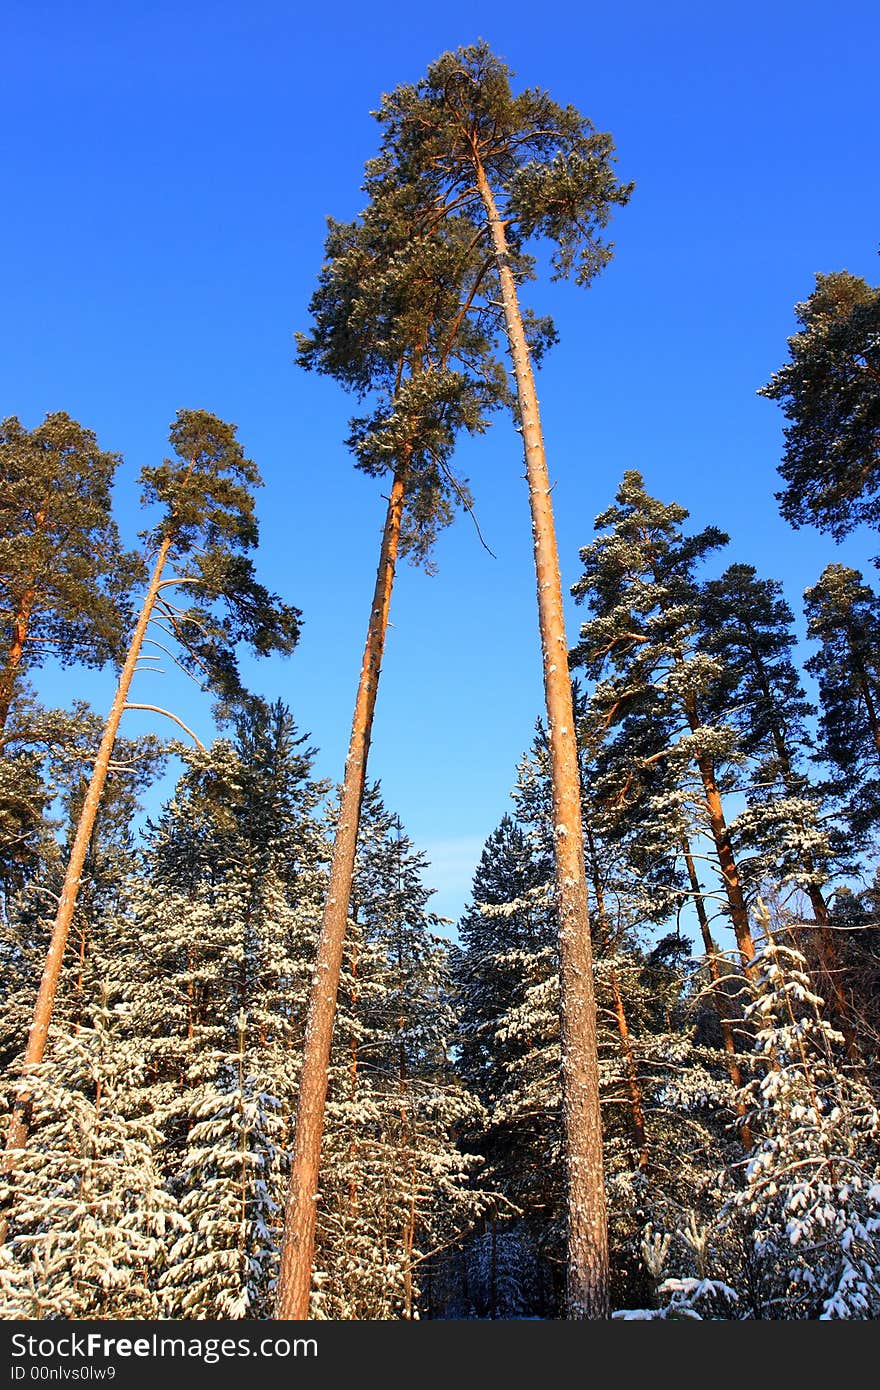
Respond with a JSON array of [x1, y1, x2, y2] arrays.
[[275, 465, 407, 1319], [472, 149, 608, 1320], [1, 535, 173, 1191]]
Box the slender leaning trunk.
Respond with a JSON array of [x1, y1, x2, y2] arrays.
[[1, 535, 173, 1183], [275, 464, 407, 1319], [472, 150, 609, 1320]]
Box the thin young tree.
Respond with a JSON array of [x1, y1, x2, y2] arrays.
[[373, 40, 632, 1319], [275, 145, 509, 1316], [1, 410, 300, 1179]]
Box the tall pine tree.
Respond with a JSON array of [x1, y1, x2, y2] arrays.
[[372, 39, 633, 1318]]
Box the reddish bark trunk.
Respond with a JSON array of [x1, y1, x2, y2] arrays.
[[1, 534, 174, 1196], [275, 466, 407, 1319], [472, 148, 609, 1320], [0, 581, 37, 733], [683, 695, 756, 970]]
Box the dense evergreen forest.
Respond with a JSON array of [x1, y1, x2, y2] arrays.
[[1, 43, 879, 1321]]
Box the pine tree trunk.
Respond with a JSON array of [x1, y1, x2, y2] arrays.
[[471, 149, 609, 1320], [275, 465, 407, 1319], [682, 693, 756, 969], [0, 581, 37, 734], [1, 535, 174, 1193]]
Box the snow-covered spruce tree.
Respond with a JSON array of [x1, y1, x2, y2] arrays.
[[374, 39, 633, 1319], [723, 927, 880, 1318], [3, 410, 301, 1175], [276, 112, 512, 1320], [313, 790, 488, 1319], [0, 991, 180, 1318], [158, 1012, 289, 1319], [114, 702, 326, 1320], [451, 789, 564, 1317], [611, 1216, 739, 1320]]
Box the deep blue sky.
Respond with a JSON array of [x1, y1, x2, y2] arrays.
[[2, 1, 879, 924]]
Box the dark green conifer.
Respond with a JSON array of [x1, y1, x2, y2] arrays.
[[0, 412, 140, 730], [760, 270, 880, 541]]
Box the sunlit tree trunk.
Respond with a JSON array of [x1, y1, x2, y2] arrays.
[[681, 692, 756, 972], [1, 533, 174, 1195], [472, 147, 608, 1320], [275, 462, 407, 1319], [0, 580, 37, 733]]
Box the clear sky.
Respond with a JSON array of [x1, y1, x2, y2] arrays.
[[2, 0, 879, 926]]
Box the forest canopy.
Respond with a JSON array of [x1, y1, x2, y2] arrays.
[[1, 36, 879, 1325]]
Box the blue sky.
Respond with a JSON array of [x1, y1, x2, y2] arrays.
[[2, 0, 879, 925]]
